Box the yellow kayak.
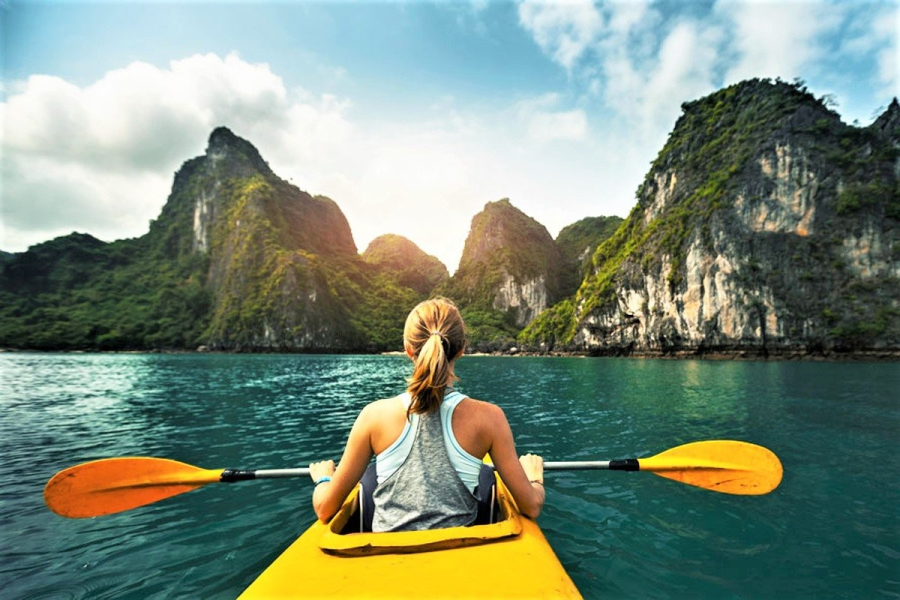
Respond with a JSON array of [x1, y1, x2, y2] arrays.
[[239, 471, 582, 599]]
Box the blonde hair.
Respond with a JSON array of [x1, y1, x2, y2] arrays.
[[404, 297, 467, 415]]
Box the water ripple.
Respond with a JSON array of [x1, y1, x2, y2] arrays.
[[2, 354, 898, 599]]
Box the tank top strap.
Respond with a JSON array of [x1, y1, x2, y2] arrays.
[[440, 389, 467, 411]]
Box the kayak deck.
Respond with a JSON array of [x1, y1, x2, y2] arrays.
[[239, 474, 582, 598]]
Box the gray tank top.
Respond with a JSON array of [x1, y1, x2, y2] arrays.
[[371, 406, 479, 532]]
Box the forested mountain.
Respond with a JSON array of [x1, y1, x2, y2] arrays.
[[521, 79, 899, 356], [3, 79, 897, 356], [437, 199, 565, 351], [556, 216, 624, 298], [362, 234, 449, 296], [1, 128, 435, 351]]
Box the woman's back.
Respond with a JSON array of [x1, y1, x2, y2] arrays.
[[371, 393, 479, 531]]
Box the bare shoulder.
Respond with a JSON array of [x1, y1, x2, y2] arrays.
[[363, 395, 409, 453], [459, 397, 508, 425], [361, 395, 405, 419]]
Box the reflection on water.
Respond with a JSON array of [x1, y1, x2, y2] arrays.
[[1, 353, 898, 599]]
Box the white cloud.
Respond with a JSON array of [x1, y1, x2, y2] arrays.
[[514, 94, 589, 142], [869, 6, 898, 97], [516, 1, 724, 149], [603, 0, 650, 38], [718, 0, 844, 85], [600, 19, 724, 143], [518, 0, 604, 71], [4, 53, 290, 172], [1, 155, 170, 248]]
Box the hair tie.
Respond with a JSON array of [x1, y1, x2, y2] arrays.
[[430, 330, 450, 352]]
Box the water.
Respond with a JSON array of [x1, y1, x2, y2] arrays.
[[1, 353, 897, 599]]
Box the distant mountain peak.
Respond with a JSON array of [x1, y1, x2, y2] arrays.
[[446, 199, 563, 334], [871, 98, 900, 136], [208, 126, 240, 145], [205, 126, 273, 177], [362, 234, 449, 295], [460, 198, 552, 270]]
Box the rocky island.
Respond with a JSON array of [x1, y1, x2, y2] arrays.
[[1, 79, 897, 358]]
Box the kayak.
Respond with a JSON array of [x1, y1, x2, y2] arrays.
[[239, 469, 582, 598]]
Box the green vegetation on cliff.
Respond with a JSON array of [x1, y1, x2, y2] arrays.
[[0, 233, 210, 350], [556, 216, 624, 296], [362, 234, 449, 295], [521, 78, 900, 353]]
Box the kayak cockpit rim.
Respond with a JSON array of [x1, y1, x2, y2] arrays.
[[318, 476, 523, 556]]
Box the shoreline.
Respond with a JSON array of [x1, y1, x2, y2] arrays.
[[2, 347, 898, 362]]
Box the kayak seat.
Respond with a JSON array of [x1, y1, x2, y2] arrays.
[[358, 463, 497, 533]]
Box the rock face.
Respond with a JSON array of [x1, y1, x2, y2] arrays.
[[155, 127, 363, 351], [523, 79, 900, 355], [445, 199, 564, 335]]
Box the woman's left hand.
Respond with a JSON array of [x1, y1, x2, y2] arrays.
[[519, 453, 544, 484], [309, 460, 335, 483]]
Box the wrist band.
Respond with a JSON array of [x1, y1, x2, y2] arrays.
[[530, 480, 544, 486], [315, 476, 332, 486]]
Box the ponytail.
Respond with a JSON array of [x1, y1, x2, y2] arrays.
[[404, 298, 466, 415]]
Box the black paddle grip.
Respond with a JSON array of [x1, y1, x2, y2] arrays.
[[220, 469, 257, 482], [608, 459, 640, 471]]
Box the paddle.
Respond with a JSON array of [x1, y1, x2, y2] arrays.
[[545, 440, 782, 495], [44, 440, 782, 518]]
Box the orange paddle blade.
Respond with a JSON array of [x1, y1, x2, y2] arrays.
[[639, 440, 783, 495], [44, 457, 224, 518]]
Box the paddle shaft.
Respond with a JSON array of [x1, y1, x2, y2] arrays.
[[223, 461, 636, 482], [544, 460, 637, 471], [222, 468, 310, 481]]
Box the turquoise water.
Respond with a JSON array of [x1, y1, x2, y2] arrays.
[[1, 353, 898, 599]]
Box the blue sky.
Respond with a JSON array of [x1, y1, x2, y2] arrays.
[[2, 0, 897, 272]]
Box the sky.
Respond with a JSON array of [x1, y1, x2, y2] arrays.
[[1, 0, 897, 273]]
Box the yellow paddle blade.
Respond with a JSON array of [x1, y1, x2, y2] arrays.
[[639, 440, 783, 495], [44, 457, 224, 518]]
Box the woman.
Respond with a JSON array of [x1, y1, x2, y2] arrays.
[[308, 297, 544, 532]]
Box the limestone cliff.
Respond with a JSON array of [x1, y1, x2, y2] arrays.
[[441, 199, 564, 349], [151, 127, 363, 350], [523, 79, 899, 356], [0, 128, 395, 351]]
